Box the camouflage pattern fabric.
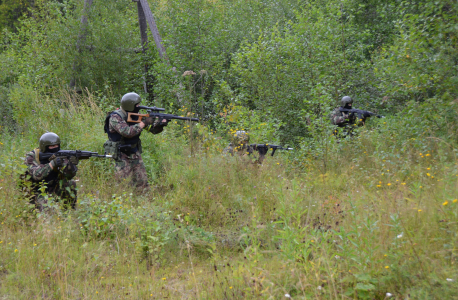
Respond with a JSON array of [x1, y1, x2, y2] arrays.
[[108, 113, 143, 138], [108, 112, 150, 193], [331, 107, 366, 138], [22, 150, 77, 211], [223, 143, 235, 155], [35, 180, 77, 211], [330, 107, 357, 126], [223, 143, 250, 156], [114, 151, 149, 193], [223, 143, 265, 164]]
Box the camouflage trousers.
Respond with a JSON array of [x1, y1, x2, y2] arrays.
[[114, 152, 150, 193], [32, 180, 77, 211]]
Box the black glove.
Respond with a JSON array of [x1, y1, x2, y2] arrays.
[[143, 116, 155, 126], [158, 119, 169, 127], [69, 156, 79, 165], [50, 157, 63, 169]]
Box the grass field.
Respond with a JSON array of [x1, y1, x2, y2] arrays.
[[0, 90, 457, 299]]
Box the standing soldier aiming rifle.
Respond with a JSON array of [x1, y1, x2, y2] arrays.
[[103, 92, 169, 193]]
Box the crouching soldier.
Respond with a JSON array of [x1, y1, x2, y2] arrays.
[[330, 96, 364, 138], [21, 132, 78, 211], [224, 130, 251, 156], [104, 92, 168, 193], [223, 130, 267, 164]]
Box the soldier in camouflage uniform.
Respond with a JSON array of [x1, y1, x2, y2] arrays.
[[330, 96, 365, 137], [224, 130, 250, 156], [223, 131, 267, 164], [21, 132, 78, 211], [104, 92, 168, 193]]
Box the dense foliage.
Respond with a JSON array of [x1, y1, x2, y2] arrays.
[[1, 0, 457, 144], [0, 0, 457, 298]]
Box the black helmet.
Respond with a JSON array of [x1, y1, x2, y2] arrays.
[[39, 132, 60, 152], [121, 92, 141, 112], [341, 96, 353, 107]]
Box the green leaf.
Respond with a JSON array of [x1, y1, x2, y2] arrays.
[[355, 283, 375, 291]]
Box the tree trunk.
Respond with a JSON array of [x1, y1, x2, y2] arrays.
[[70, 0, 94, 89]]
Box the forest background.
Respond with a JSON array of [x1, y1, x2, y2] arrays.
[[0, 0, 457, 299]]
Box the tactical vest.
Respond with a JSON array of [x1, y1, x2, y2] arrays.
[[104, 109, 142, 157]]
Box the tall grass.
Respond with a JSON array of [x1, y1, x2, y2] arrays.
[[0, 88, 457, 299]]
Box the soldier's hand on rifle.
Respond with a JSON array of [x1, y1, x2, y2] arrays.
[[143, 116, 155, 126], [69, 156, 79, 165], [50, 157, 63, 170], [159, 119, 169, 127]]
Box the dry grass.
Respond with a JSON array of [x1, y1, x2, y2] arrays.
[[0, 89, 457, 299]]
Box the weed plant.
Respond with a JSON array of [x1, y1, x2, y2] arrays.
[[0, 88, 457, 299]]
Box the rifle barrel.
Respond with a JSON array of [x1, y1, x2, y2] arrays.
[[151, 112, 199, 122]]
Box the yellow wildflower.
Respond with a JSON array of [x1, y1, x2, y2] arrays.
[[453, 199, 458, 203], [385, 266, 389, 269], [443, 201, 449, 206], [387, 183, 391, 186]]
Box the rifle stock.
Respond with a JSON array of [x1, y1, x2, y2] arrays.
[[127, 113, 149, 123]]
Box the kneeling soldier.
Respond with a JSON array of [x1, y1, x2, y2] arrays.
[[104, 92, 168, 193], [22, 132, 78, 211]]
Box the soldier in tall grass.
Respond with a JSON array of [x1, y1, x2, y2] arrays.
[[224, 130, 267, 163], [104, 92, 168, 194], [20, 132, 78, 211], [224, 130, 250, 156], [331, 96, 365, 137]]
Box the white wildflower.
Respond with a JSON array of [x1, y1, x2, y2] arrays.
[[386, 292, 393, 297], [317, 286, 322, 290], [285, 294, 291, 298], [446, 278, 453, 282], [397, 233, 403, 238]]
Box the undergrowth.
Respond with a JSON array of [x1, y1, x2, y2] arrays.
[[0, 89, 457, 299]]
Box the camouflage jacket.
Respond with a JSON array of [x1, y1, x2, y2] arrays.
[[108, 112, 143, 138], [330, 107, 358, 126], [108, 109, 165, 138], [24, 150, 77, 183], [223, 143, 251, 156]]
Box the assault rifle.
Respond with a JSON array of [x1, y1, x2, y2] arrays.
[[249, 144, 293, 156], [127, 105, 199, 123], [339, 107, 384, 119], [40, 150, 112, 162]]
